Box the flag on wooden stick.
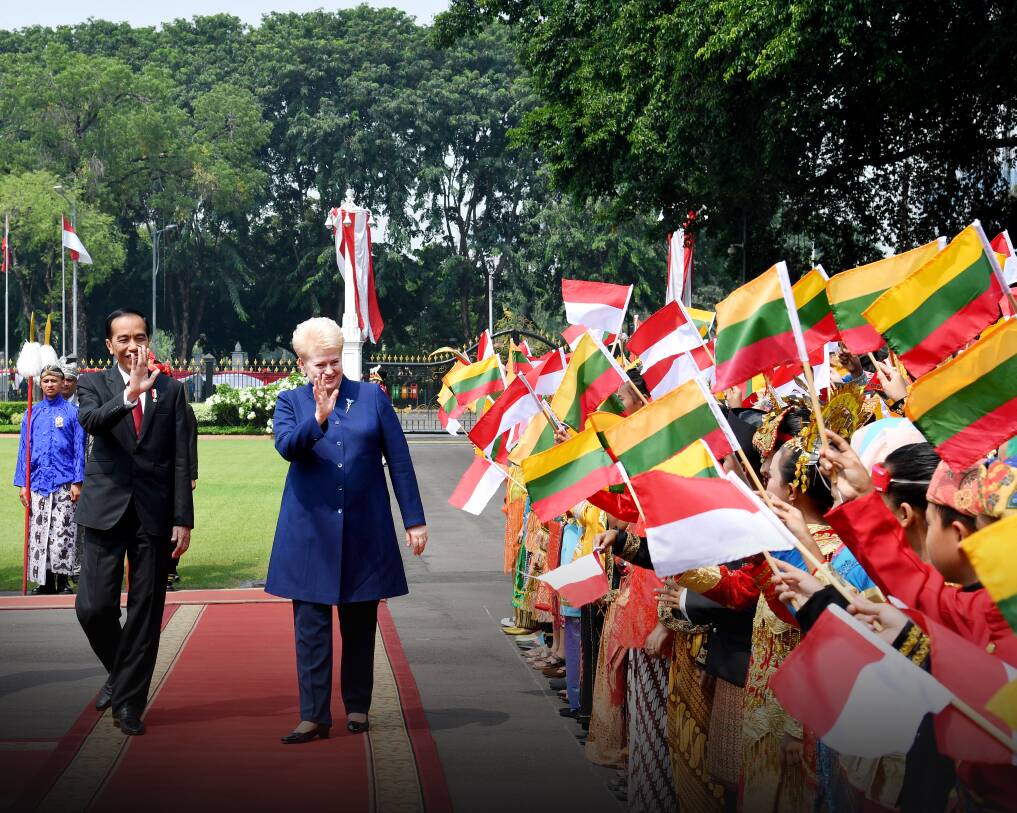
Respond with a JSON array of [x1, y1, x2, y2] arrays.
[[536, 553, 609, 607], [827, 239, 945, 354], [792, 266, 840, 359], [446, 354, 505, 406], [713, 262, 799, 391], [627, 301, 704, 371], [449, 457, 507, 515], [562, 279, 633, 334], [864, 223, 1008, 377]]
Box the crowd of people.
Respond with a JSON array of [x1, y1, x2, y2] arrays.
[[497, 346, 1016, 813]]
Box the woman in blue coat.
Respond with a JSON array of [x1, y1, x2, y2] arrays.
[[266, 317, 427, 743]]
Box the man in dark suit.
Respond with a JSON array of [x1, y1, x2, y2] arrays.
[[75, 308, 194, 736]]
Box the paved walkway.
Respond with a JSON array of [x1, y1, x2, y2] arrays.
[[0, 438, 621, 813]]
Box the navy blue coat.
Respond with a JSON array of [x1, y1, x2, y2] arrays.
[[265, 377, 425, 605]]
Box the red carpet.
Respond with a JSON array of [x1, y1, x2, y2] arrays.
[[20, 599, 450, 813]]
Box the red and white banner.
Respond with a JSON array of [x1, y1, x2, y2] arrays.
[[562, 279, 632, 334], [771, 605, 953, 758], [476, 329, 495, 361], [328, 206, 384, 343], [62, 217, 92, 265], [536, 552, 609, 607], [627, 301, 704, 371], [666, 226, 694, 307], [448, 457, 507, 515]]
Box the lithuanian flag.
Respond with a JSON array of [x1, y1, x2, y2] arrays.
[[446, 354, 504, 406], [521, 427, 624, 522], [507, 340, 533, 379], [604, 379, 735, 475], [827, 239, 944, 354], [961, 513, 1017, 634], [793, 266, 839, 358], [714, 263, 799, 391], [863, 224, 1006, 378], [687, 307, 716, 339], [651, 439, 721, 479], [905, 319, 1017, 471]]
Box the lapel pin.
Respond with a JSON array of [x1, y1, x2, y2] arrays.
[[345, 398, 354, 414], [151, 388, 158, 403]]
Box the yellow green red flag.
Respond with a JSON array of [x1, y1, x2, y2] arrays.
[[905, 320, 1017, 471], [863, 223, 1007, 377], [827, 239, 944, 354], [961, 512, 1017, 635]]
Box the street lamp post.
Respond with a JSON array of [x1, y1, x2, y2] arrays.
[[150, 223, 178, 343], [727, 215, 748, 284], [53, 185, 76, 354]]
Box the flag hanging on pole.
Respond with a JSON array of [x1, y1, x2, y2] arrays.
[[61, 217, 92, 265], [562, 279, 633, 335], [666, 225, 694, 307], [476, 329, 495, 361], [327, 206, 383, 343]]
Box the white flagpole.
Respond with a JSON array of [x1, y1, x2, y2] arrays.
[[3, 214, 8, 374], [59, 216, 66, 354]]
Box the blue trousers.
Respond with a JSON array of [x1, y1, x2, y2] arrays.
[[292, 599, 379, 726], [563, 616, 582, 711]]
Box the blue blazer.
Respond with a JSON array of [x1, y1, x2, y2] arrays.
[[265, 377, 425, 605]]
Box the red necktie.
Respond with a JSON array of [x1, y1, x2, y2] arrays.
[[132, 398, 143, 436]]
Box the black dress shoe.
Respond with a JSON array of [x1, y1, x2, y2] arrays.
[[114, 706, 145, 736], [346, 718, 370, 734], [95, 679, 114, 711], [281, 724, 330, 744], [30, 585, 55, 596], [559, 707, 580, 718]]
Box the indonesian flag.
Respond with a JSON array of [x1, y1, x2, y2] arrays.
[[476, 329, 495, 361], [1, 233, 8, 273], [666, 224, 694, 307], [642, 345, 715, 400], [632, 470, 795, 577], [468, 372, 542, 457], [327, 206, 384, 343], [562, 323, 614, 351], [627, 301, 704, 370], [536, 552, 609, 607], [532, 348, 569, 396], [991, 230, 1017, 287], [62, 217, 92, 265], [770, 605, 953, 758], [911, 610, 1017, 765], [448, 457, 507, 515], [562, 279, 632, 335]]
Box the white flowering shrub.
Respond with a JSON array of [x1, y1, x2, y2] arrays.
[[204, 372, 304, 432]]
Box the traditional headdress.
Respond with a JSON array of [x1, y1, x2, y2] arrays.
[[790, 384, 868, 492]]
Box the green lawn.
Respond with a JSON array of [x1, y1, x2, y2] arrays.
[[0, 437, 289, 591]]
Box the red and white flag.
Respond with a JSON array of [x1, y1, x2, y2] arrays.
[[771, 605, 953, 758], [2, 218, 8, 273], [633, 470, 795, 577], [532, 347, 569, 395], [641, 344, 715, 400], [62, 217, 92, 265], [910, 610, 1017, 765], [327, 206, 383, 343], [627, 301, 704, 371], [468, 373, 542, 457], [536, 552, 609, 607], [476, 329, 495, 361], [562, 323, 614, 351], [991, 230, 1017, 287], [562, 279, 632, 334], [666, 224, 694, 307], [448, 457, 507, 516]]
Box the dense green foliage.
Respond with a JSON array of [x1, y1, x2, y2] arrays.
[[435, 0, 1017, 280], [0, 11, 679, 361]]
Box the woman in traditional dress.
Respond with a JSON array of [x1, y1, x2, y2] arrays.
[[14, 364, 85, 594]]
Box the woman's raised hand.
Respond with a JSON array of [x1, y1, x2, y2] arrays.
[[312, 373, 339, 425]]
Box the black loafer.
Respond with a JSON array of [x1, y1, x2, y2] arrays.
[[95, 679, 114, 711], [346, 719, 370, 734], [281, 724, 330, 744], [114, 706, 145, 736]]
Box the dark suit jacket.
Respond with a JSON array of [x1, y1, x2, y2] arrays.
[[682, 590, 753, 687], [76, 366, 194, 538], [265, 377, 425, 605]]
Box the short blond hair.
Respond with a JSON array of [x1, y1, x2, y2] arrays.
[[292, 317, 343, 359]]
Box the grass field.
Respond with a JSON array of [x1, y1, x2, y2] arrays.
[[0, 437, 289, 592]]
